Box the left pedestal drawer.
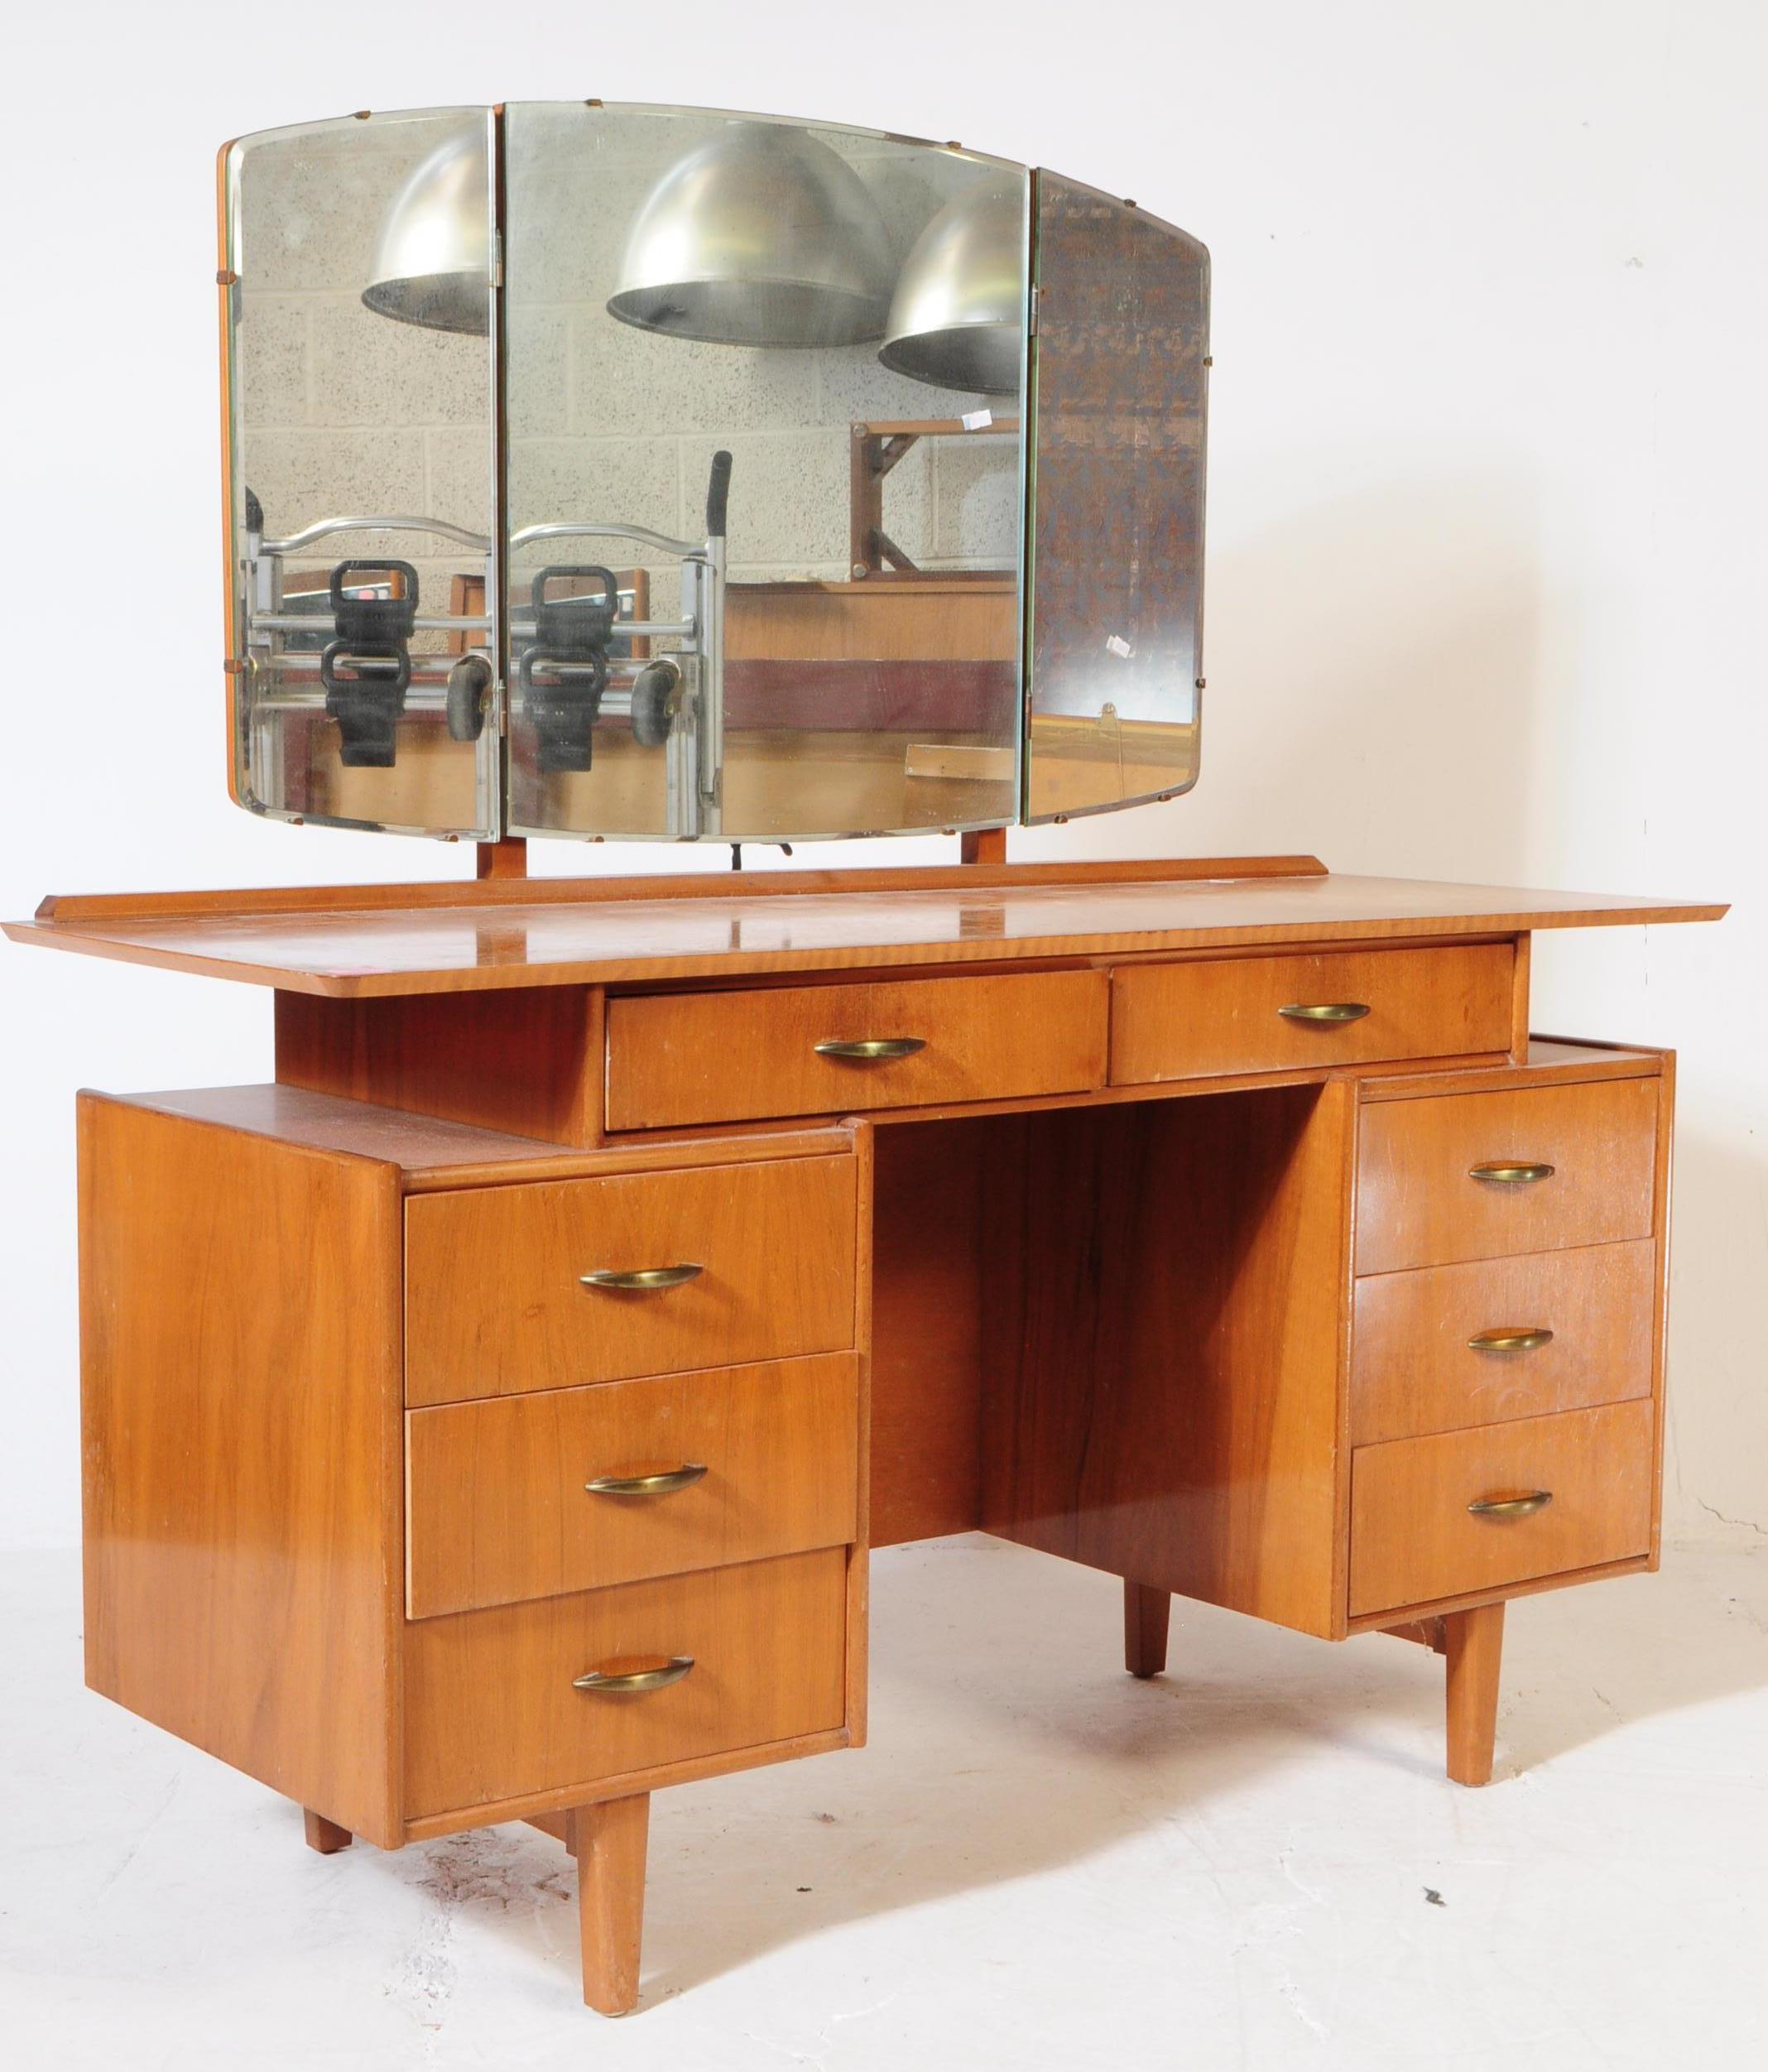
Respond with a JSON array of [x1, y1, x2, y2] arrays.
[[403, 1549, 851, 1820], [406, 1353, 861, 1617], [405, 1154, 858, 1405]]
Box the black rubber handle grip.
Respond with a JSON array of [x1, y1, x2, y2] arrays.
[[705, 449, 733, 538], [531, 565, 619, 613], [329, 560, 418, 611]]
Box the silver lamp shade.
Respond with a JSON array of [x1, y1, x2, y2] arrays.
[[362, 125, 492, 335], [607, 123, 894, 348], [879, 180, 1025, 396]]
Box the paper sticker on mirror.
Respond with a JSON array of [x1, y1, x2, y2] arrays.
[[1106, 633, 1135, 660], [960, 408, 995, 430]]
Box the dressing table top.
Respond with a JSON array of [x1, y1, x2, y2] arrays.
[[5, 857, 1725, 999]]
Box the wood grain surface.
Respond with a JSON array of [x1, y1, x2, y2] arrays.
[[1350, 1239, 1657, 1444], [1356, 1075, 1660, 1274], [1348, 1398, 1655, 1616], [78, 1095, 405, 1846], [1111, 943, 1515, 1084], [118, 1082, 853, 1190], [276, 986, 603, 1143], [980, 1084, 1353, 1638], [406, 1353, 860, 1617], [402, 1550, 848, 1818], [868, 1119, 991, 1546], [8, 870, 1725, 997], [406, 1155, 858, 1406], [606, 970, 1107, 1128]]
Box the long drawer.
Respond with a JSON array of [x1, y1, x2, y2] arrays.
[[1350, 1239, 1657, 1445], [403, 1550, 850, 1820], [1348, 1398, 1655, 1617], [1109, 943, 1515, 1087], [1356, 1075, 1660, 1276], [406, 1353, 861, 1618], [405, 1154, 857, 1407], [604, 970, 1108, 1129]]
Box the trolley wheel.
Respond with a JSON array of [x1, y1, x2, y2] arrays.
[[630, 659, 680, 748], [446, 656, 492, 743]]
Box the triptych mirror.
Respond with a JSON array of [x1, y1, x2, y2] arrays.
[[219, 103, 1208, 844]]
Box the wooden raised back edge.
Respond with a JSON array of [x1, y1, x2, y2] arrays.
[[33, 853, 1329, 927]]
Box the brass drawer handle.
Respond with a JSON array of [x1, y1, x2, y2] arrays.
[[1468, 1490, 1554, 1521], [585, 1463, 709, 1498], [814, 1037, 927, 1060], [1277, 1002, 1372, 1024], [579, 1263, 704, 1292], [1467, 1327, 1555, 1353], [1468, 1161, 1555, 1185], [573, 1656, 695, 1695]]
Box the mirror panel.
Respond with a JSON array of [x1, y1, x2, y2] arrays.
[[502, 103, 1026, 841], [223, 108, 499, 837], [1025, 173, 1208, 821]]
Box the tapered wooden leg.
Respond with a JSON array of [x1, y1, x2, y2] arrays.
[[569, 1795, 650, 2016], [303, 1809, 352, 1854], [1444, 1602, 1505, 1786], [1123, 1581, 1171, 1679]]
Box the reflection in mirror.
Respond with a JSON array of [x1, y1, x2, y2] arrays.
[[1026, 175, 1208, 822], [502, 104, 1028, 842], [223, 108, 498, 837]]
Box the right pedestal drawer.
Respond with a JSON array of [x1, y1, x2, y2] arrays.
[[1350, 1238, 1657, 1445], [1355, 1075, 1660, 1275], [1348, 1398, 1655, 1617]]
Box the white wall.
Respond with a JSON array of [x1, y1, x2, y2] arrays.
[[2, 0, 1762, 1550]]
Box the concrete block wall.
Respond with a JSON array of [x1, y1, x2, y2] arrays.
[[232, 114, 494, 650], [231, 107, 1021, 642]]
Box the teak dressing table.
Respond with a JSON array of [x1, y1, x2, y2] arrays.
[[9, 99, 1729, 2016], [7, 854, 1724, 2012]]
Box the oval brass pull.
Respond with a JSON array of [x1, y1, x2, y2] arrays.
[[573, 1656, 695, 1695], [579, 1263, 704, 1292], [814, 1037, 927, 1060], [1277, 1002, 1372, 1023], [1467, 1327, 1555, 1353], [1468, 1490, 1554, 1521], [1468, 1161, 1555, 1185], [585, 1464, 709, 1498]]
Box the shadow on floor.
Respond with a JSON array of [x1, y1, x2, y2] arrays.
[[358, 1534, 1768, 2008]]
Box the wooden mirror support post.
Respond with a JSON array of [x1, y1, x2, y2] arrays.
[[477, 839, 529, 882]]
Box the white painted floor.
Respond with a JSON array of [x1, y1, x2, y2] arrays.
[[2, 1538, 1765, 2070]]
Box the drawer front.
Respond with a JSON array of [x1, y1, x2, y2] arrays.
[[1356, 1076, 1660, 1275], [1109, 944, 1515, 1087], [1350, 1239, 1656, 1445], [605, 969, 1108, 1129], [406, 1156, 856, 1408], [1348, 1398, 1655, 1617], [406, 1353, 861, 1618], [403, 1549, 849, 1819]]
